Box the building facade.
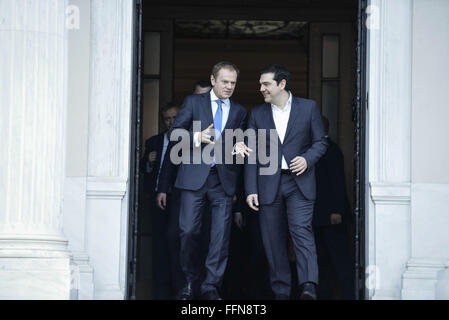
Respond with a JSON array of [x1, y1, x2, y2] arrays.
[[0, 0, 448, 299]]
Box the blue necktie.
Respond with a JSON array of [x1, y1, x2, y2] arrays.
[[211, 100, 223, 166]]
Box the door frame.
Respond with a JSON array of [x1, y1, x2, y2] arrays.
[[354, 0, 368, 300], [126, 0, 143, 300], [126, 0, 368, 300]]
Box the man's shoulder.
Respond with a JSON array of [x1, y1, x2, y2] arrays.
[[149, 132, 165, 142], [251, 103, 269, 114], [229, 100, 248, 120], [292, 96, 317, 108], [230, 99, 246, 111], [144, 132, 164, 149], [183, 92, 209, 105]]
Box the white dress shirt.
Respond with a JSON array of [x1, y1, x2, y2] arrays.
[[271, 92, 292, 170], [194, 90, 230, 147]]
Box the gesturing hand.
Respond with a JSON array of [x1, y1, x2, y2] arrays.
[[234, 141, 253, 158], [290, 156, 308, 176], [200, 123, 215, 144]]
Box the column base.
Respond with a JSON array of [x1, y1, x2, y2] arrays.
[[371, 289, 401, 300], [70, 252, 95, 300], [401, 258, 446, 300], [435, 261, 449, 299], [95, 285, 125, 300], [0, 234, 72, 299]]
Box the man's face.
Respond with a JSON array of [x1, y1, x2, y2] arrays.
[[259, 72, 285, 104], [211, 68, 238, 100], [162, 107, 178, 130], [193, 85, 211, 94]]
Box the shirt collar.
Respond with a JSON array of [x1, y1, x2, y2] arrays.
[[271, 91, 292, 112], [210, 89, 230, 108]]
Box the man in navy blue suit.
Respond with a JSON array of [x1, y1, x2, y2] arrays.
[[157, 61, 248, 300], [245, 65, 328, 300]]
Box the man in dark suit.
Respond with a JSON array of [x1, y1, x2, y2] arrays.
[[140, 102, 181, 299], [157, 61, 248, 300], [313, 116, 354, 300], [157, 82, 214, 298], [245, 65, 328, 300]]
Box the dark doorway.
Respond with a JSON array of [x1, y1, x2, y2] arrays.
[[127, 0, 367, 300]]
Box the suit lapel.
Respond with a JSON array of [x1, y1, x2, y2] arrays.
[[264, 103, 282, 146], [284, 96, 300, 142], [265, 103, 277, 131], [265, 103, 283, 166], [223, 99, 237, 131], [203, 92, 213, 127]]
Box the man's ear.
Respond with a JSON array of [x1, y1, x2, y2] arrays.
[[210, 75, 216, 86], [280, 79, 286, 90]]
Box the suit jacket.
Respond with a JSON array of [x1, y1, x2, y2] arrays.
[[158, 91, 247, 196], [313, 137, 352, 227], [140, 132, 165, 194], [244, 95, 328, 204]]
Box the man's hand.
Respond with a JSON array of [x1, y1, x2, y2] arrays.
[[246, 194, 259, 211], [156, 192, 167, 210], [234, 141, 253, 158], [290, 156, 308, 176], [330, 213, 342, 225], [200, 123, 215, 144], [149, 151, 157, 166], [234, 212, 243, 229]]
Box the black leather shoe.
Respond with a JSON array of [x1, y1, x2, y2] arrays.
[[275, 294, 290, 300], [300, 282, 317, 300], [177, 282, 194, 300], [201, 290, 222, 300]]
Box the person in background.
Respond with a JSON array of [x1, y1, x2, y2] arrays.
[[312, 116, 355, 300], [140, 102, 181, 299], [193, 80, 212, 94]]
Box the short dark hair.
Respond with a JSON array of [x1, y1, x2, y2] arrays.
[[161, 102, 179, 115], [211, 61, 240, 79], [194, 80, 212, 90], [260, 65, 291, 91]]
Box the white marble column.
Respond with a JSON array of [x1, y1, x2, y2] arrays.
[[85, 0, 134, 299], [63, 0, 95, 300], [0, 0, 71, 299], [366, 0, 412, 300], [402, 0, 449, 300]]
